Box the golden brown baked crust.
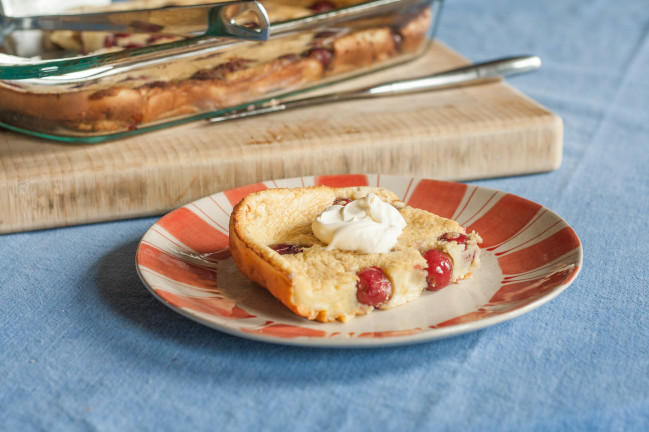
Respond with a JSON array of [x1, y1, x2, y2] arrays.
[[229, 186, 482, 322]]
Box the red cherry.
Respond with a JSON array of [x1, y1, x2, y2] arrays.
[[269, 243, 305, 255], [310, 1, 336, 12], [104, 34, 116, 48], [305, 47, 333, 69], [356, 266, 392, 307], [438, 232, 468, 246], [423, 249, 453, 291], [333, 198, 351, 206]]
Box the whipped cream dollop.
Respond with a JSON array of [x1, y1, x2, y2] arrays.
[[312, 193, 407, 254]]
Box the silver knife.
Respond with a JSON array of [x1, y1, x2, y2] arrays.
[[209, 55, 541, 123]]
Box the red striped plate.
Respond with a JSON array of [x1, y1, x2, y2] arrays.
[[135, 175, 582, 347]]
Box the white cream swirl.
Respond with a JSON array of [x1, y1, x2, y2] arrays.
[[312, 193, 406, 253]]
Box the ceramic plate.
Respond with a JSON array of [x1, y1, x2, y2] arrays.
[[135, 174, 582, 347]]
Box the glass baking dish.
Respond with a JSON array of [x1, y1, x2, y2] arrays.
[[0, 0, 442, 143]]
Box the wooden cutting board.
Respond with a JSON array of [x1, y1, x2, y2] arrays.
[[0, 41, 562, 234]]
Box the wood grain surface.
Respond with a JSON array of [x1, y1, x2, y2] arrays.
[[0, 41, 562, 233]]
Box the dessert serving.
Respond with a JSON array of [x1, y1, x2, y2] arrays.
[[229, 186, 482, 322], [0, 0, 441, 139]]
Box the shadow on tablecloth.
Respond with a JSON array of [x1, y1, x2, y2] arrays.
[[93, 240, 488, 385]]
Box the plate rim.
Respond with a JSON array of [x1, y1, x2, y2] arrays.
[[135, 174, 583, 348]]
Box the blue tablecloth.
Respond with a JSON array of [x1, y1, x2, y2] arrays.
[[2, 0, 648, 430]]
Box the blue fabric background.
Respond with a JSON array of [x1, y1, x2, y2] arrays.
[[2, 0, 648, 430]]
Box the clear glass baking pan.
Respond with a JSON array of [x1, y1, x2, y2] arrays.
[[0, 0, 442, 143]]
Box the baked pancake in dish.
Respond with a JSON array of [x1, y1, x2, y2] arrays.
[[0, 0, 434, 135]]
